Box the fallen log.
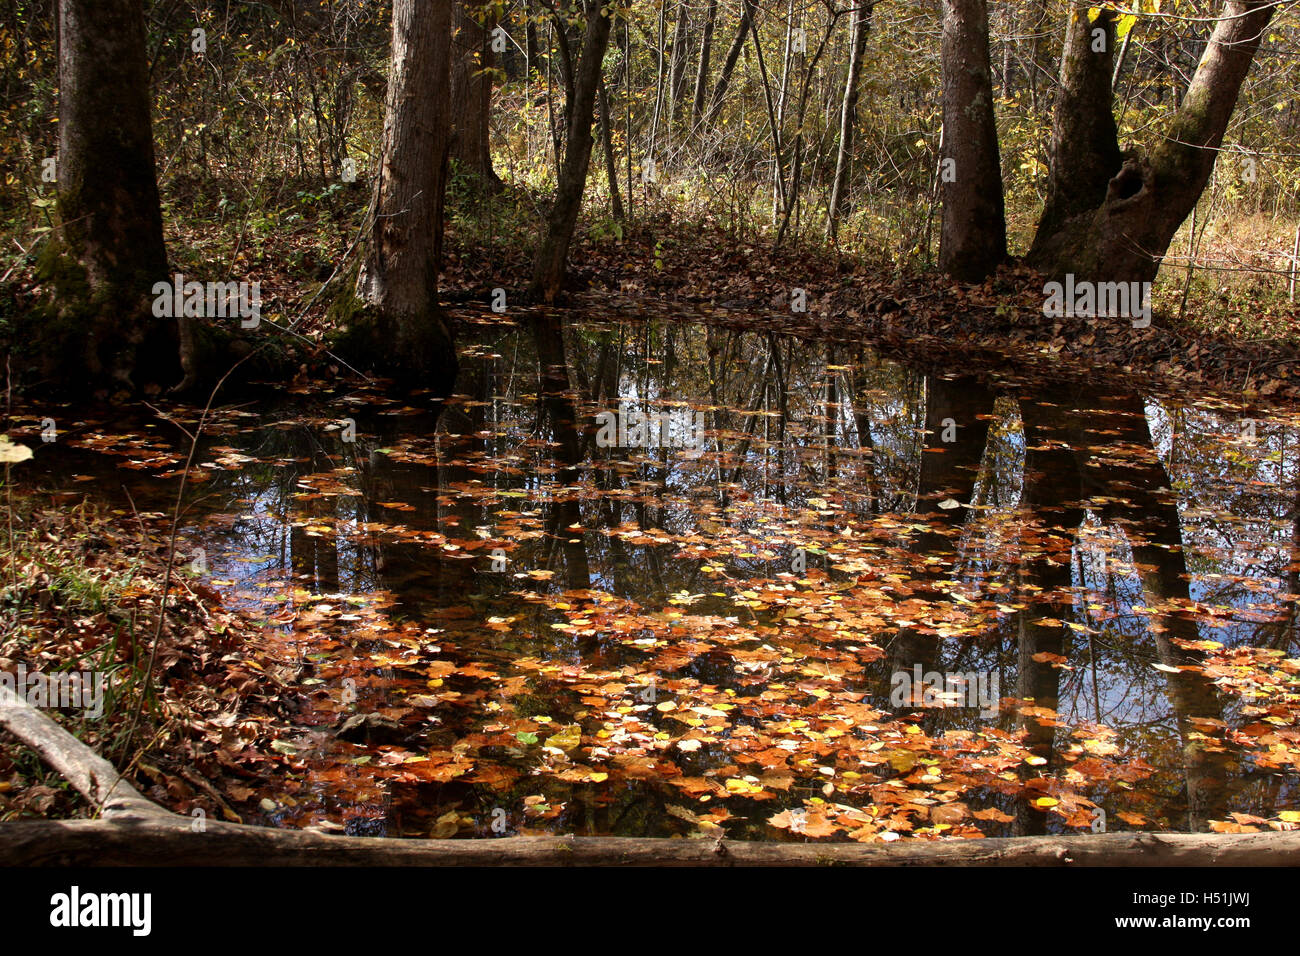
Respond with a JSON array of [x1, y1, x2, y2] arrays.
[[5, 684, 1300, 866], [5, 816, 1300, 866]]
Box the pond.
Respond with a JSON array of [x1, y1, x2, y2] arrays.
[[16, 310, 1300, 842]]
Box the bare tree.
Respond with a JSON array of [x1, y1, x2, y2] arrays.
[[827, 2, 874, 240], [530, 0, 614, 302], [690, 0, 718, 125]]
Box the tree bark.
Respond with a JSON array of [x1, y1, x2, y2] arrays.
[[826, 1, 872, 239], [353, 0, 458, 393], [938, 0, 1007, 282], [46, 0, 176, 393], [529, 0, 614, 303], [449, 0, 499, 185]]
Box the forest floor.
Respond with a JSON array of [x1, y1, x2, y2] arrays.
[[211, 190, 1300, 403], [5, 180, 1299, 406], [0, 496, 294, 824]]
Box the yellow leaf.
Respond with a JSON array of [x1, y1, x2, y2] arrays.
[[543, 724, 582, 752], [1116, 13, 1137, 38]]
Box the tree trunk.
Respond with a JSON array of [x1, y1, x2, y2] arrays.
[[647, 0, 667, 154], [704, 0, 757, 126], [1028, 9, 1122, 263], [1028, 0, 1277, 288], [668, 0, 691, 117], [529, 0, 613, 303], [826, 1, 872, 239], [690, 0, 718, 126], [938, 0, 1006, 282], [353, 0, 457, 393], [45, 0, 176, 393], [1026, 0, 1052, 111], [598, 76, 625, 220], [449, 0, 499, 186]]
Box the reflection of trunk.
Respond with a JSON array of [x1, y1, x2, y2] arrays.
[[1081, 393, 1231, 830], [362, 411, 475, 605], [1013, 390, 1086, 836], [313, 496, 340, 592], [846, 348, 880, 513], [291, 522, 316, 587], [1020, 386, 1231, 831], [889, 375, 994, 680], [291, 496, 341, 593], [532, 316, 591, 590], [822, 347, 838, 482]]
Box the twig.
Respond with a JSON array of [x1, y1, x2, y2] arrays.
[[117, 347, 263, 764]]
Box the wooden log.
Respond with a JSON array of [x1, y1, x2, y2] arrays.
[[5, 680, 1300, 866], [3, 817, 1300, 867]]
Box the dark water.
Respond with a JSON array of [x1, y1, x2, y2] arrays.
[[14, 311, 1300, 842]]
